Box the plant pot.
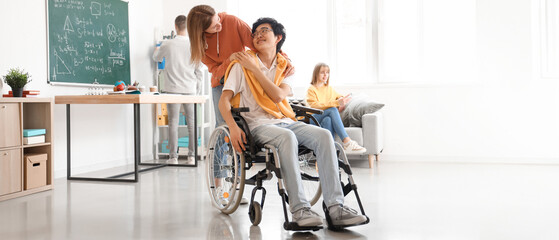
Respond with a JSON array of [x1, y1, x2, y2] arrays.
[[12, 88, 23, 97]]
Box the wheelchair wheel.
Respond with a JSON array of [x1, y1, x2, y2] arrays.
[[248, 202, 262, 226], [298, 152, 322, 206], [206, 126, 246, 214]]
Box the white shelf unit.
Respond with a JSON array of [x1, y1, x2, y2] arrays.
[[154, 70, 211, 160]]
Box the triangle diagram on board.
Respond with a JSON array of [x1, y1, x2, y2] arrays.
[[54, 49, 71, 75], [64, 16, 74, 32]]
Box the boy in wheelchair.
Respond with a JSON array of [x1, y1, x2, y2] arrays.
[[215, 17, 369, 230]]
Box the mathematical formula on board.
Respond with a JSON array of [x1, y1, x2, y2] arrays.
[[48, 0, 130, 85]]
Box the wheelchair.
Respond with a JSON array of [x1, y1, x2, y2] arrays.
[[205, 103, 369, 231]]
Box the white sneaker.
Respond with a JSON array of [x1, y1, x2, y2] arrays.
[[328, 205, 367, 226], [166, 157, 178, 164], [240, 197, 249, 205], [216, 186, 229, 206], [186, 156, 195, 165], [343, 140, 366, 153], [292, 207, 323, 227]]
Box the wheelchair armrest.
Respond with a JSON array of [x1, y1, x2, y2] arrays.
[[232, 107, 250, 113], [290, 104, 323, 115]]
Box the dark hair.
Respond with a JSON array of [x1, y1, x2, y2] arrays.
[[175, 15, 186, 31], [252, 17, 286, 53]]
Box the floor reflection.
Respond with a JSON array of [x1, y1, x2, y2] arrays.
[[206, 214, 244, 240]]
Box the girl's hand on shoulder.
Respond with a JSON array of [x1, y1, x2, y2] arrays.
[[229, 52, 240, 62]]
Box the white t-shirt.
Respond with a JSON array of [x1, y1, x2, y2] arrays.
[[223, 55, 295, 131], [152, 35, 201, 94]]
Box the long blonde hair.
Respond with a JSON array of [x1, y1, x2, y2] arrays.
[[310, 63, 330, 86], [187, 5, 215, 64]]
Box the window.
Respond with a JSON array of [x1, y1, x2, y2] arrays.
[[231, 0, 475, 86], [231, 0, 373, 87], [330, 0, 375, 85], [537, 0, 559, 79], [378, 0, 476, 83]]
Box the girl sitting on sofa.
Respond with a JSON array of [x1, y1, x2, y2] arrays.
[[306, 63, 366, 153]]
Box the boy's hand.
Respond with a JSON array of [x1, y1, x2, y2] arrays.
[[285, 62, 295, 77], [230, 52, 258, 72], [228, 125, 247, 153]]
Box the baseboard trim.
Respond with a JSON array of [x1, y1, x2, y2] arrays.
[[54, 154, 154, 179], [377, 154, 559, 165]]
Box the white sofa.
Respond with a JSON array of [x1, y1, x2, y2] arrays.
[[336, 111, 384, 168]]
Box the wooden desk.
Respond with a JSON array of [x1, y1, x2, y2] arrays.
[[55, 94, 208, 182]]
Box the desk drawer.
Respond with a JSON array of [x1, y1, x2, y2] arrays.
[[0, 149, 22, 196]]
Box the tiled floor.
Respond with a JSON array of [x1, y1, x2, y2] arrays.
[[2, 160, 559, 239]]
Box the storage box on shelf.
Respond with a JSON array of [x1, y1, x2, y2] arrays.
[[0, 98, 53, 201]]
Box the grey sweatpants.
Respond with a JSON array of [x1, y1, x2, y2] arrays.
[[167, 101, 195, 158]]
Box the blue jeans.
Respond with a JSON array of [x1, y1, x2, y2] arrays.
[[212, 85, 225, 127], [212, 136, 229, 178], [311, 107, 348, 140], [212, 85, 227, 178], [251, 122, 344, 212]]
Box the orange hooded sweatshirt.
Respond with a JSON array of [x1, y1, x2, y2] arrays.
[[202, 12, 255, 88]]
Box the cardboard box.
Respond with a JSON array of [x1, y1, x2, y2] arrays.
[[24, 153, 47, 190], [157, 115, 168, 126]]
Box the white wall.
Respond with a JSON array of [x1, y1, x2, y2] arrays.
[[0, 0, 164, 178], [159, 0, 226, 38]]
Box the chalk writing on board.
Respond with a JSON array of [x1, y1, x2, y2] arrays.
[[48, 0, 130, 85]]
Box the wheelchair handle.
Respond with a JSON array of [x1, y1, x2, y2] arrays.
[[290, 104, 323, 115]]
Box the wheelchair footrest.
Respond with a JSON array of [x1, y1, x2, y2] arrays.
[[283, 222, 323, 231]]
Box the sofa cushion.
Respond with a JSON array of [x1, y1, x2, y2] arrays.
[[342, 94, 384, 127]]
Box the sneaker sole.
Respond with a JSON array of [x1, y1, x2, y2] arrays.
[[344, 149, 367, 154], [331, 215, 367, 226], [296, 218, 324, 227]]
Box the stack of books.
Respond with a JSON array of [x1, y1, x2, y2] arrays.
[[3, 90, 40, 97], [23, 129, 46, 145]]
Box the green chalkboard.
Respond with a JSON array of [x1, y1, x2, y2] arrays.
[[47, 0, 130, 85]]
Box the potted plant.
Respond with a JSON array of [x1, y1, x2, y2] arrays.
[[3, 68, 31, 97]]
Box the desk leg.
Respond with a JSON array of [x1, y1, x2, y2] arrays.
[[134, 103, 140, 182], [194, 103, 198, 167], [66, 103, 144, 182], [66, 104, 71, 179]]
